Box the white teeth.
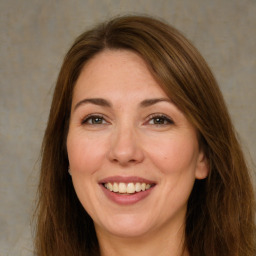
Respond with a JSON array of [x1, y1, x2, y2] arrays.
[[127, 183, 135, 194], [119, 183, 126, 193], [106, 183, 113, 191], [104, 182, 152, 194], [135, 182, 141, 192], [113, 182, 118, 192]]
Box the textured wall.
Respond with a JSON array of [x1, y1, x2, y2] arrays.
[[0, 0, 255, 255]]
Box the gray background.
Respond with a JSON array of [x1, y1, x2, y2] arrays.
[[0, 0, 255, 255]]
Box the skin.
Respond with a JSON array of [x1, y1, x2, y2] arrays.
[[67, 49, 208, 256]]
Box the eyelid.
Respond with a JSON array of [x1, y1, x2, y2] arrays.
[[81, 113, 109, 125], [144, 113, 174, 125]]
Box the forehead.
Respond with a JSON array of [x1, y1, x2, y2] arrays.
[[72, 49, 168, 102]]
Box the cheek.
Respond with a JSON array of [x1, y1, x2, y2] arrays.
[[147, 135, 199, 175], [67, 133, 107, 174], [147, 136, 198, 213], [66, 133, 106, 217]]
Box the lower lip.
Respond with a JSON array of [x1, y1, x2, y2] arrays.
[[100, 184, 155, 205]]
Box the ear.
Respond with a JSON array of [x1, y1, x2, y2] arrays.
[[195, 151, 209, 180]]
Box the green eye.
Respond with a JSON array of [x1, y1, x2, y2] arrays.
[[82, 115, 106, 125], [91, 117, 103, 124]]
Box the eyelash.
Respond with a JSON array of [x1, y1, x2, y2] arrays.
[[146, 114, 174, 126], [81, 113, 174, 126], [81, 114, 107, 125]]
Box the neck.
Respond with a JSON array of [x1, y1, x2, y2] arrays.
[[96, 223, 189, 256]]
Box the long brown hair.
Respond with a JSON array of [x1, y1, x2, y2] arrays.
[[34, 15, 255, 256]]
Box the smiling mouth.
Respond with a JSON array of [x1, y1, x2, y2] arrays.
[[103, 182, 154, 194]]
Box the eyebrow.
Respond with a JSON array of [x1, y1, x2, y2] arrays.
[[73, 97, 172, 111], [74, 98, 112, 111], [139, 98, 172, 107]]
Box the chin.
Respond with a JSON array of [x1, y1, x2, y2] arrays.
[[95, 212, 155, 238]]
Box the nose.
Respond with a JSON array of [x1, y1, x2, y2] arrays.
[[107, 125, 144, 166]]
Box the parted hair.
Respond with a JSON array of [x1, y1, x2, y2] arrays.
[[35, 15, 255, 256]]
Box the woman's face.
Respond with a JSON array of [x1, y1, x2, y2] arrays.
[[67, 50, 208, 239]]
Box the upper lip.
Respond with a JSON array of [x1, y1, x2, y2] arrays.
[[98, 176, 156, 184]]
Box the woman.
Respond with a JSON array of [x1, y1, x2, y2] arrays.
[[35, 15, 255, 256]]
